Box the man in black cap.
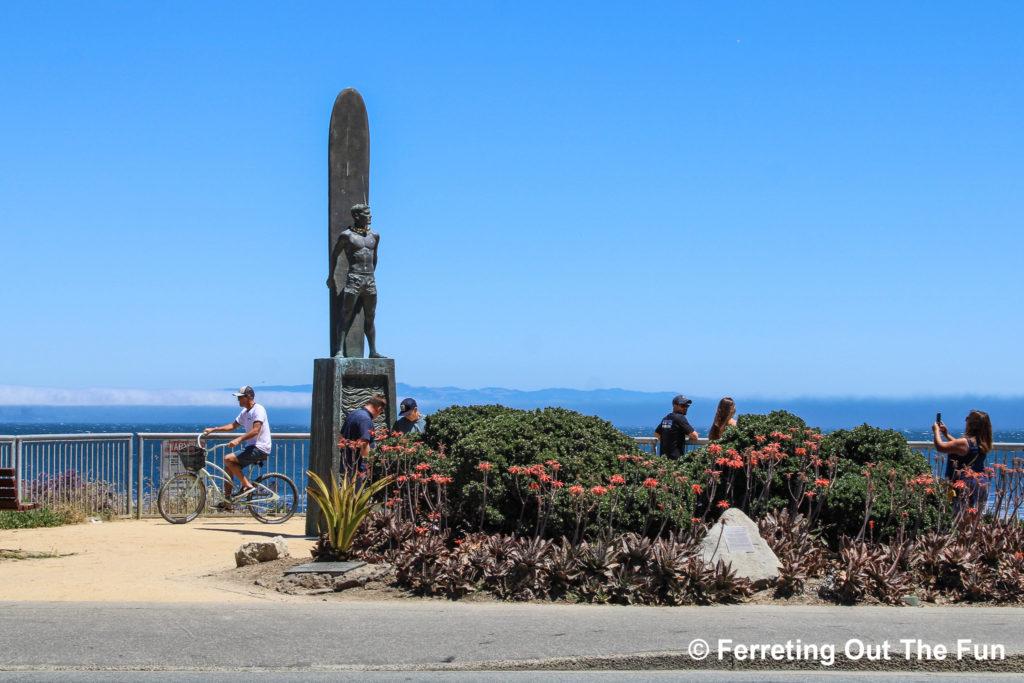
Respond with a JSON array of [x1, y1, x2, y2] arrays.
[[392, 398, 426, 434], [654, 395, 698, 460]]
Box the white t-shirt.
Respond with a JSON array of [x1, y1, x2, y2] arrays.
[[236, 403, 272, 454]]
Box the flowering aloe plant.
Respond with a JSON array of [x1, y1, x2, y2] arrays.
[[306, 469, 394, 558]]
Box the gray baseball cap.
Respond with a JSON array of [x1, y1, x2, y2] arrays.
[[232, 386, 255, 398]]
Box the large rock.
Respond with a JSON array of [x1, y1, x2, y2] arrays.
[[235, 536, 289, 567], [700, 508, 781, 589]]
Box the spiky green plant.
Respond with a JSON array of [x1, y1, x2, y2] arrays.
[[306, 470, 394, 560]]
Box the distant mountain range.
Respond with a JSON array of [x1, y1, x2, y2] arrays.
[[3, 383, 1022, 432]]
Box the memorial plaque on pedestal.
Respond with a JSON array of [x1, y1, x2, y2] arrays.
[[306, 356, 397, 536]]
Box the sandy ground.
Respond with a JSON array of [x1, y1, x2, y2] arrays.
[[0, 516, 316, 602]]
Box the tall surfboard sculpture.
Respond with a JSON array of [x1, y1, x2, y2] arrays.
[[309, 87, 397, 536], [328, 88, 370, 358]]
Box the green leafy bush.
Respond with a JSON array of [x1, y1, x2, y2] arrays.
[[820, 424, 947, 541], [415, 405, 694, 538], [0, 506, 71, 529]]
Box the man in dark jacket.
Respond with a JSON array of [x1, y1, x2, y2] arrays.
[[655, 395, 698, 459]]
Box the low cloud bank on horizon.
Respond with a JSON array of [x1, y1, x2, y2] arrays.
[[0, 386, 312, 408]]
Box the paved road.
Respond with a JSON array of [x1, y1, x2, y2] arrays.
[[1, 601, 1022, 675]]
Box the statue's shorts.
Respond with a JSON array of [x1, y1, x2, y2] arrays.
[[343, 272, 377, 296]]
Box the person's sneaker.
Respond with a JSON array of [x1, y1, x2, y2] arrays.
[[235, 484, 257, 499]]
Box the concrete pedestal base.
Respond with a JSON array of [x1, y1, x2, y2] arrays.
[[306, 356, 397, 536]]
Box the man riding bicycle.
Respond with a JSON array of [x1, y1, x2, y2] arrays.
[[203, 385, 272, 504]]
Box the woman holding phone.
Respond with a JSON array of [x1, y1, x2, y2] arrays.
[[932, 409, 992, 513]]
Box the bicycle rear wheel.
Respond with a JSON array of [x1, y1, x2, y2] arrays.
[[247, 473, 298, 524], [158, 473, 207, 524]]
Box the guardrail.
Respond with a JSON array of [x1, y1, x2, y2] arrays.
[[4, 432, 1022, 520], [15, 433, 133, 516], [0, 436, 14, 469]]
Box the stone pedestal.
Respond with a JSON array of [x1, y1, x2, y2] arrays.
[[306, 357, 397, 536]]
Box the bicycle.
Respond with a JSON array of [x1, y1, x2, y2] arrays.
[[157, 435, 298, 524]]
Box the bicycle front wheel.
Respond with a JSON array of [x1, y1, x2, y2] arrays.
[[158, 473, 207, 524], [247, 473, 298, 524]]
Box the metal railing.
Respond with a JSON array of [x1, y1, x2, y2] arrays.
[[15, 433, 133, 516], [635, 437, 707, 457], [4, 431, 1023, 520], [0, 436, 14, 469], [908, 441, 1024, 477], [135, 433, 311, 518]]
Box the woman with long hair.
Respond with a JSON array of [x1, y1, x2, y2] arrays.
[[933, 409, 992, 512], [708, 397, 738, 441]]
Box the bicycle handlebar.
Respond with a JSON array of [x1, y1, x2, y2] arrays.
[[196, 433, 237, 453]]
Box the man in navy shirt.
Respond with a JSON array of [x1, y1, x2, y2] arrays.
[[339, 394, 387, 475], [655, 395, 699, 460]]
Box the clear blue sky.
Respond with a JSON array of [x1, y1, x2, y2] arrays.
[[2, 2, 1022, 400]]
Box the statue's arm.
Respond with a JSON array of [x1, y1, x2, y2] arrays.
[[373, 233, 379, 271], [327, 233, 348, 290]]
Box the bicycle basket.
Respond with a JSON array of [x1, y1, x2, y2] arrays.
[[177, 445, 207, 471]]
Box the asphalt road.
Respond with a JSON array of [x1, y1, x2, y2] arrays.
[[1, 601, 1023, 675]]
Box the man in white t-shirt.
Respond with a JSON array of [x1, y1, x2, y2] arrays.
[[203, 385, 272, 501]]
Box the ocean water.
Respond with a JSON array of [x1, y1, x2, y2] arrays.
[[0, 423, 311, 436]]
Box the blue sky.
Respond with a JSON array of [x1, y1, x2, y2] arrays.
[[2, 1, 1022, 402]]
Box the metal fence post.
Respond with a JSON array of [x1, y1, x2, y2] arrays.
[[126, 435, 135, 518], [15, 438, 23, 504], [136, 436, 144, 519]]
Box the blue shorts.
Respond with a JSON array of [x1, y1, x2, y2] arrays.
[[235, 445, 270, 467]]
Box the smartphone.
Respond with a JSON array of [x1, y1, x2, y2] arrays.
[[936, 412, 942, 425]]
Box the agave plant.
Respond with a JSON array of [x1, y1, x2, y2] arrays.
[[306, 469, 395, 560], [709, 559, 753, 603], [863, 542, 912, 605]]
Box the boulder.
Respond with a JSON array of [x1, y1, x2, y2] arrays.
[[699, 508, 781, 589], [235, 536, 289, 567]]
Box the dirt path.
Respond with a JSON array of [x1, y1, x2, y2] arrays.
[[0, 516, 315, 602]]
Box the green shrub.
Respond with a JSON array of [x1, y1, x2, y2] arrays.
[[0, 506, 70, 529], [820, 424, 947, 541], [417, 405, 694, 538]]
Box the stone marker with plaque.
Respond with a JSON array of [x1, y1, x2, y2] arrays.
[[700, 508, 782, 589]]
